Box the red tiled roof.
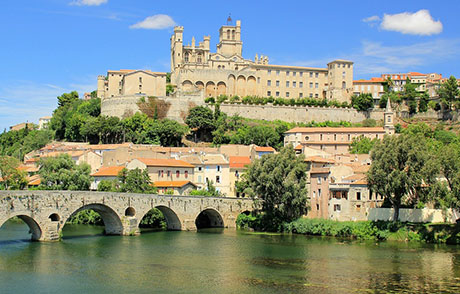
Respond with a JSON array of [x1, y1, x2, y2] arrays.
[[91, 166, 125, 177], [154, 181, 196, 188], [137, 158, 194, 168], [255, 146, 276, 152], [229, 156, 251, 169], [27, 175, 41, 186], [305, 156, 335, 164], [285, 127, 385, 134]]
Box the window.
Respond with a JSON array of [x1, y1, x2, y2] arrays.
[[317, 177, 322, 184], [216, 175, 220, 183], [315, 93, 319, 98], [161, 170, 164, 178], [315, 83, 319, 89], [348, 134, 351, 141], [286, 71, 290, 76], [139, 77, 142, 83], [356, 204, 361, 212], [315, 72, 319, 78], [309, 93, 313, 98], [276, 91, 280, 97], [257, 77, 260, 84], [309, 82, 313, 88], [310, 72, 313, 78], [316, 204, 320, 210], [334, 134, 337, 140], [276, 70, 280, 75], [334, 204, 341, 212], [167, 170, 171, 177], [185, 171, 188, 178], [357, 192, 361, 201], [198, 175, 202, 183], [320, 134, 323, 140], [299, 93, 303, 98], [176, 170, 180, 178], [268, 69, 271, 75], [267, 91, 271, 96], [198, 166, 202, 171], [184, 53, 189, 62], [158, 170, 161, 177], [369, 192, 372, 200], [286, 81, 289, 87], [276, 80, 280, 87], [217, 165, 221, 172], [286, 92, 290, 97], [139, 84, 142, 91], [313, 191, 316, 198], [197, 54, 202, 63], [293, 81, 296, 88], [293, 72, 296, 77], [267, 80, 271, 86], [343, 71, 346, 78], [232, 30, 235, 40], [300, 72, 303, 77], [318, 189, 322, 197], [227, 29, 230, 39], [235, 171, 239, 178], [299, 82, 303, 88]]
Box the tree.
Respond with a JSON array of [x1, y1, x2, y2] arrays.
[[403, 78, 418, 115], [437, 75, 459, 111], [351, 93, 374, 111], [245, 145, 308, 226], [433, 143, 460, 209], [185, 106, 215, 141], [0, 156, 27, 190], [349, 135, 378, 154], [57, 91, 79, 108], [367, 133, 437, 221], [117, 168, 156, 194], [97, 179, 118, 192], [38, 154, 92, 190], [418, 92, 429, 113]]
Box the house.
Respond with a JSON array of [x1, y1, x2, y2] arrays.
[[229, 156, 251, 197], [202, 154, 230, 196], [126, 158, 194, 183], [254, 146, 276, 158], [154, 181, 197, 196], [90, 166, 125, 190]]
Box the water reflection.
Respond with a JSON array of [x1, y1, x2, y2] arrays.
[[0, 221, 459, 294]]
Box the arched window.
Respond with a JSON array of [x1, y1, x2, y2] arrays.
[[342, 81, 346, 89], [232, 30, 235, 40], [176, 170, 180, 178], [227, 29, 230, 39], [197, 53, 202, 63], [185, 171, 188, 178], [184, 52, 189, 62]]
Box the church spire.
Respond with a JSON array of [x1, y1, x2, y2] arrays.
[[384, 99, 395, 135]]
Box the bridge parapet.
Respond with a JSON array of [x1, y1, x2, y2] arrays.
[[0, 191, 254, 241]]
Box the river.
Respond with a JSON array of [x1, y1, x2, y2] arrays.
[[0, 220, 459, 294]]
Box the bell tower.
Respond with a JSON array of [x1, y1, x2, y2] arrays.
[[384, 100, 395, 135], [216, 17, 242, 57]]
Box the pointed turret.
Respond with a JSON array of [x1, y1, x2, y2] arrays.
[[384, 100, 395, 135]]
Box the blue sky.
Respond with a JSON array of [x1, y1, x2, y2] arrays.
[[1, 0, 459, 130]]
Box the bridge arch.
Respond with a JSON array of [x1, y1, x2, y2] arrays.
[[195, 208, 224, 229], [0, 214, 42, 241], [61, 203, 123, 236], [139, 206, 182, 231]]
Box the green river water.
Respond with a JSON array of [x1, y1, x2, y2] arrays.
[[0, 221, 459, 294]]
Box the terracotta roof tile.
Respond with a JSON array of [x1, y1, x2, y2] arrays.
[[91, 166, 125, 177], [137, 158, 194, 168], [255, 146, 276, 152], [305, 156, 335, 164], [310, 167, 330, 174], [154, 181, 196, 188], [285, 127, 385, 134], [229, 156, 251, 169]]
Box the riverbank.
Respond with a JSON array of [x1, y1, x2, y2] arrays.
[[237, 214, 460, 245]]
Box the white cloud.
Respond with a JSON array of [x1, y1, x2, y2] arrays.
[[70, 0, 108, 6], [381, 9, 442, 36], [130, 14, 176, 30], [362, 15, 380, 23]]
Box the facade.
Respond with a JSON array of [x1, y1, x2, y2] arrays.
[[154, 181, 197, 196], [229, 156, 251, 197], [126, 158, 194, 183], [284, 127, 389, 156], [353, 77, 385, 103], [38, 116, 52, 130], [97, 69, 167, 99], [90, 166, 125, 190], [170, 20, 354, 102]]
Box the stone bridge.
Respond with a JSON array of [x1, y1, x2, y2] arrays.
[[0, 190, 254, 242]]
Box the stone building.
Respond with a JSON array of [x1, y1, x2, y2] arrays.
[[170, 20, 354, 102], [126, 158, 194, 183], [97, 69, 167, 99]]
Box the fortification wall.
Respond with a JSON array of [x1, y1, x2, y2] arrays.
[[218, 103, 378, 123], [101, 95, 142, 118]]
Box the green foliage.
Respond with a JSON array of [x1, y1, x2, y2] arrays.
[[205, 95, 353, 108], [367, 133, 438, 220], [139, 208, 166, 229], [117, 168, 157, 194], [362, 118, 377, 127], [189, 180, 223, 197], [403, 78, 418, 115], [0, 128, 53, 160], [349, 135, 379, 154], [57, 91, 79, 108], [97, 179, 118, 192], [67, 209, 103, 225], [245, 146, 308, 228], [437, 75, 459, 111], [38, 154, 92, 190], [0, 156, 28, 190], [418, 92, 429, 113], [166, 84, 174, 96], [185, 106, 215, 141], [351, 93, 374, 111]]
